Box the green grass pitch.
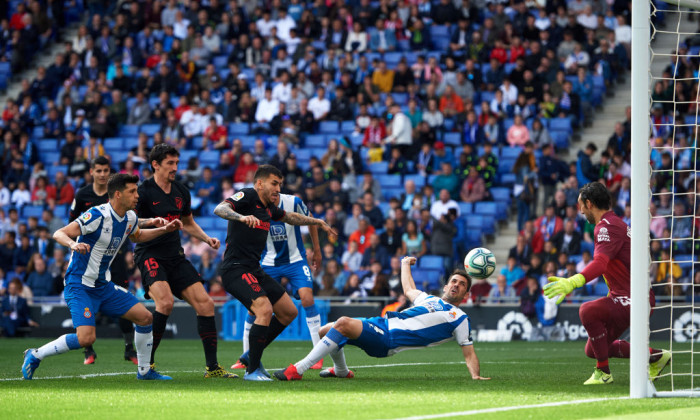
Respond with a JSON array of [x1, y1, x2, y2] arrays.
[[1, 339, 699, 419]]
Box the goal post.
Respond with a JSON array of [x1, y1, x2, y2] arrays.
[[630, 0, 651, 399], [635, 0, 700, 398]]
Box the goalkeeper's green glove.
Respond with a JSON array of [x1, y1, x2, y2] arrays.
[[543, 273, 586, 304]]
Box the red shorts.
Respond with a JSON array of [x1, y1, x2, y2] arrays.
[[579, 293, 655, 342]]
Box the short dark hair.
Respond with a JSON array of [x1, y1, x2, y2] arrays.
[[149, 144, 180, 171], [254, 164, 283, 181], [450, 268, 472, 292], [91, 156, 111, 168], [579, 182, 611, 210], [107, 173, 139, 198]]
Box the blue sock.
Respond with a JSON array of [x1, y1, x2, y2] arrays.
[[66, 333, 81, 350], [245, 313, 256, 324], [325, 328, 349, 347], [303, 304, 319, 318], [135, 324, 152, 334]]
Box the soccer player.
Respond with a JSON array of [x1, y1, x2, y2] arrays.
[[544, 182, 671, 385], [135, 144, 234, 378], [214, 165, 336, 381], [274, 256, 490, 381], [69, 156, 137, 365], [22, 174, 181, 380], [231, 193, 324, 371]]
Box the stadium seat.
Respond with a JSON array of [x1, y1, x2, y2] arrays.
[[384, 52, 403, 67], [551, 131, 570, 149], [378, 202, 391, 217], [305, 134, 326, 148], [36, 139, 56, 153], [229, 122, 249, 135], [103, 138, 123, 151], [199, 151, 221, 167], [474, 202, 497, 216], [47, 165, 68, 179], [140, 124, 160, 136], [498, 173, 516, 187], [119, 125, 139, 137], [375, 174, 401, 188], [213, 55, 228, 69], [318, 121, 339, 134], [458, 202, 472, 215], [429, 25, 450, 38], [404, 174, 426, 188], [549, 118, 572, 133], [41, 152, 61, 165], [419, 255, 444, 270], [465, 229, 482, 247], [443, 132, 462, 147], [340, 120, 356, 133], [368, 162, 389, 174], [22, 205, 44, 219], [383, 186, 404, 200], [501, 147, 521, 160], [498, 159, 515, 174], [54, 205, 68, 220], [491, 187, 511, 203], [581, 241, 595, 254]]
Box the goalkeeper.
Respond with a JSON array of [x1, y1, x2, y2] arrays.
[[544, 182, 670, 385]]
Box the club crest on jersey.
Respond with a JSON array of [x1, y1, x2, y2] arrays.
[[232, 192, 244, 201], [175, 197, 183, 210], [81, 212, 92, 222], [84, 307, 92, 318], [597, 227, 610, 242], [448, 311, 457, 319]]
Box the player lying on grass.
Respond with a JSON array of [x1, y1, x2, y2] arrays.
[[22, 174, 182, 381], [544, 182, 671, 385], [274, 256, 490, 381]]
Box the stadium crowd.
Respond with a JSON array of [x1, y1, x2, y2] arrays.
[[1, 0, 695, 336]]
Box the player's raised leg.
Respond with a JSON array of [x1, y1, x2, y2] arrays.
[[274, 316, 362, 381], [181, 282, 236, 378]]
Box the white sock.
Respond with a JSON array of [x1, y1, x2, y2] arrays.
[[34, 333, 81, 360], [329, 348, 350, 377], [242, 315, 254, 354], [306, 314, 321, 347], [295, 329, 343, 375], [134, 325, 153, 375]]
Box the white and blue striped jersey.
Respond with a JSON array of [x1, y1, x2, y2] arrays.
[[261, 194, 309, 267], [385, 292, 472, 355], [65, 204, 138, 287]]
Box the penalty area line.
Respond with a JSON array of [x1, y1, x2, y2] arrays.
[[380, 397, 630, 420]]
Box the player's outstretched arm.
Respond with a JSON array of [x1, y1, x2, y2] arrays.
[[181, 214, 220, 249], [214, 200, 261, 228], [280, 212, 337, 236], [53, 222, 91, 254], [400, 256, 423, 303], [137, 217, 168, 228], [130, 219, 183, 243], [462, 345, 490, 380]]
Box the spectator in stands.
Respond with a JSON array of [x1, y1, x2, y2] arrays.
[[233, 151, 258, 189], [535, 205, 564, 243], [538, 144, 567, 211], [653, 249, 683, 297], [577, 142, 599, 186], [25, 254, 53, 297], [52, 171, 74, 206], [487, 274, 516, 304], [460, 167, 487, 203], [361, 234, 389, 271], [1, 278, 38, 337], [361, 191, 384, 230], [348, 214, 375, 255], [10, 180, 30, 208], [513, 142, 537, 231], [307, 86, 330, 122], [371, 61, 394, 94], [431, 207, 458, 277], [520, 276, 541, 320], [384, 103, 413, 155], [0, 231, 17, 273], [501, 256, 525, 287], [41, 210, 62, 236], [433, 162, 459, 200], [341, 240, 363, 272], [551, 219, 583, 256], [507, 114, 530, 147], [401, 219, 426, 258]]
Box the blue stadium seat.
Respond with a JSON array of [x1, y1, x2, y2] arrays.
[[238, 136, 257, 150], [0, 61, 11, 75], [368, 162, 389, 174], [392, 93, 408, 105], [47, 165, 68, 179], [466, 214, 484, 231], [474, 202, 497, 216], [22, 205, 44, 219], [119, 125, 139, 137], [501, 146, 521, 160], [384, 52, 403, 66], [32, 126, 44, 139], [383, 186, 404, 200], [200, 151, 221, 167], [124, 137, 140, 150], [458, 202, 472, 215], [140, 124, 160, 136], [419, 255, 444, 270], [36, 139, 56, 153], [103, 138, 123, 151], [229, 122, 250, 135], [498, 159, 515, 174], [305, 134, 326, 148], [431, 37, 450, 51], [551, 131, 570, 149], [378, 202, 391, 217], [479, 91, 495, 103], [466, 229, 482, 247], [498, 173, 516, 187], [429, 25, 450, 38], [108, 151, 129, 164], [54, 205, 68, 220], [340, 120, 356, 133], [581, 241, 595, 254], [491, 187, 511, 203], [294, 149, 311, 161], [41, 152, 61, 165], [549, 118, 572, 133], [213, 55, 228, 69], [443, 132, 462, 147], [404, 174, 426, 188], [375, 174, 401, 188], [318, 121, 339, 134]]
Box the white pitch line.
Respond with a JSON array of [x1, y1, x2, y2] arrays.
[[380, 397, 630, 420]]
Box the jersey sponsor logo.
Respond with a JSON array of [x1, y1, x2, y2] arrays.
[[175, 197, 183, 210], [152, 201, 160, 205], [163, 214, 181, 222], [105, 237, 122, 256], [270, 224, 288, 241], [84, 307, 92, 318], [597, 227, 610, 242], [426, 300, 444, 312], [81, 212, 92, 222], [232, 191, 244, 201], [85, 202, 92, 206]]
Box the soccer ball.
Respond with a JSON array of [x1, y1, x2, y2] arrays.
[[464, 248, 496, 279]]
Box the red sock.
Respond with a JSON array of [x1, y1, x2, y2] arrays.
[[609, 340, 630, 358], [596, 359, 610, 374]]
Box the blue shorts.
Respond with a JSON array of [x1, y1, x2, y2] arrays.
[[346, 316, 392, 358], [262, 260, 313, 297], [64, 280, 140, 328]]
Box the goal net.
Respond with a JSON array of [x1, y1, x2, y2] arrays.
[[639, 0, 700, 397]]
